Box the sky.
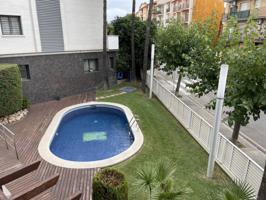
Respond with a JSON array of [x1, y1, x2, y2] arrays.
[[107, 0, 148, 22]]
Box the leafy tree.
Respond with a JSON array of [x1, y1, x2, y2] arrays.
[[156, 20, 200, 95], [134, 161, 188, 200], [187, 17, 266, 143], [111, 15, 156, 80]]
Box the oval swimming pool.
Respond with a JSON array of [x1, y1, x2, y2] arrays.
[[51, 106, 133, 162], [38, 102, 143, 169]]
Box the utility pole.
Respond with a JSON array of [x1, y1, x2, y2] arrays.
[[207, 64, 228, 178]]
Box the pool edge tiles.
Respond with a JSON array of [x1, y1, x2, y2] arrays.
[[38, 102, 144, 169]]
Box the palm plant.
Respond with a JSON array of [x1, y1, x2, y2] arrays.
[[208, 180, 256, 200], [223, 181, 256, 200], [135, 165, 157, 200], [134, 161, 187, 200]]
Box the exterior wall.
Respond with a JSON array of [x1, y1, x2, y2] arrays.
[[0, 0, 104, 55], [0, 0, 41, 55], [136, 3, 149, 21], [36, 0, 65, 52], [60, 0, 103, 51], [192, 0, 224, 30], [224, 0, 266, 39], [0, 51, 117, 103]]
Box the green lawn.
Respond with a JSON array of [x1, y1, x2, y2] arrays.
[[97, 83, 231, 200]]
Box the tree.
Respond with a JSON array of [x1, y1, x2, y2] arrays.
[[131, 0, 136, 81], [103, 0, 109, 89], [111, 15, 156, 79], [257, 165, 266, 200], [156, 20, 199, 95], [142, 0, 154, 92], [187, 17, 266, 143]]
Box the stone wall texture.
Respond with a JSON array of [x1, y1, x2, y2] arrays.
[[0, 51, 117, 103]]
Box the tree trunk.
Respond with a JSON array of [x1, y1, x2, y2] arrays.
[[141, 0, 154, 92], [131, 0, 136, 81], [258, 164, 266, 200], [103, 0, 109, 89], [175, 73, 182, 96], [231, 121, 241, 144]]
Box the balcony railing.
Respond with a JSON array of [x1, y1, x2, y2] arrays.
[[228, 10, 250, 20]]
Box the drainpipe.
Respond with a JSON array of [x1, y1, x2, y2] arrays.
[[28, 0, 38, 52]]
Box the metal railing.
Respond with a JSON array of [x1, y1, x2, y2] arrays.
[[231, 10, 250, 20], [0, 123, 19, 159], [147, 72, 264, 195]]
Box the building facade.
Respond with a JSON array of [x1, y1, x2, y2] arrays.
[[137, 0, 224, 27], [0, 0, 118, 103], [224, 0, 266, 39], [136, 2, 150, 21]]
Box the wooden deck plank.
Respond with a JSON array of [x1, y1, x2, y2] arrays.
[[0, 91, 97, 200]]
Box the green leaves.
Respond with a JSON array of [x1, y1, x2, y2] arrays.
[[134, 160, 190, 200], [111, 15, 156, 75], [156, 20, 193, 75], [222, 180, 256, 200], [186, 16, 266, 138]]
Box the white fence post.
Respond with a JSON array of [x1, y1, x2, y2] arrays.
[[149, 44, 155, 99]]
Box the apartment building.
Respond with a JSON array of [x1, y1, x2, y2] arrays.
[[137, 0, 224, 27], [0, 0, 119, 103], [136, 2, 150, 21], [153, 0, 193, 26], [224, 0, 266, 38]]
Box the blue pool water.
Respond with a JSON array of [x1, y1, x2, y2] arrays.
[[50, 106, 134, 162]]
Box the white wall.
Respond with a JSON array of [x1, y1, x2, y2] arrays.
[[60, 0, 103, 51], [0, 0, 41, 55], [107, 35, 119, 50]]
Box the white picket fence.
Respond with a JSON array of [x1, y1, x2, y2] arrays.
[[146, 72, 264, 195]]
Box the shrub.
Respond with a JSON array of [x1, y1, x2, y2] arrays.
[[0, 64, 23, 117], [22, 96, 30, 109], [92, 169, 128, 200]]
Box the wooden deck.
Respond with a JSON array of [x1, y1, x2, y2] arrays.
[[0, 91, 98, 200]]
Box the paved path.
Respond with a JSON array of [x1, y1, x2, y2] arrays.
[[153, 69, 266, 168]]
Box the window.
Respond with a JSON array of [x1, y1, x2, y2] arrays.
[[255, 0, 261, 8], [0, 15, 22, 35], [18, 65, 30, 80], [239, 2, 249, 11], [84, 59, 99, 72], [109, 57, 115, 69]]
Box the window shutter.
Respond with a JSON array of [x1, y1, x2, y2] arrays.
[[0, 16, 11, 35]]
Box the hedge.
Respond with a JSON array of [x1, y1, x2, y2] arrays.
[[92, 169, 128, 200], [0, 64, 23, 117]]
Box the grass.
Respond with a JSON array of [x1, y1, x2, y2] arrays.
[[96, 83, 231, 200]]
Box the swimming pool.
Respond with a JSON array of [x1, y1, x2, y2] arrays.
[[38, 102, 143, 169]]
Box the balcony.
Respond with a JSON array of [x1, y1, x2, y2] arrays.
[[230, 10, 250, 20]]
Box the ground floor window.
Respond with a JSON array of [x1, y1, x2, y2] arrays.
[[18, 64, 30, 80], [84, 59, 99, 72]]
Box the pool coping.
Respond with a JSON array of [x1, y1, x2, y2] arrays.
[[38, 102, 144, 169]]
